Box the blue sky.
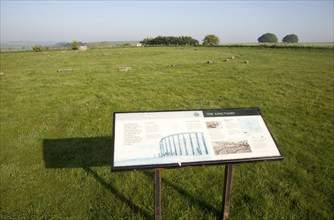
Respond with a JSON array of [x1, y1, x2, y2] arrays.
[[1, 0, 333, 43]]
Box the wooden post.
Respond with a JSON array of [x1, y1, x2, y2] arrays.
[[154, 169, 162, 220], [221, 164, 234, 220]]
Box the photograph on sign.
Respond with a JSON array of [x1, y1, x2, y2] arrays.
[[112, 108, 282, 170]]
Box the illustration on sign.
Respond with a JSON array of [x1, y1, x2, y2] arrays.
[[159, 132, 208, 157]]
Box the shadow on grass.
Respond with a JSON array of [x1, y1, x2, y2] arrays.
[[42, 137, 218, 218], [43, 136, 152, 218], [84, 167, 152, 219], [43, 136, 112, 168], [143, 171, 220, 217]]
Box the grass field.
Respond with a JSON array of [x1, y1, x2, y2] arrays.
[[1, 46, 333, 219]]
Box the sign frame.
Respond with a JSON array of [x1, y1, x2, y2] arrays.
[[111, 108, 284, 172]]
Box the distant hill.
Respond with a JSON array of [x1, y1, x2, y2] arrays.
[[1, 40, 140, 51], [86, 41, 139, 48], [0, 41, 57, 51], [51, 42, 72, 49]]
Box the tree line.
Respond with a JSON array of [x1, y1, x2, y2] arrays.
[[139, 33, 298, 47], [31, 33, 299, 52], [140, 36, 199, 46]]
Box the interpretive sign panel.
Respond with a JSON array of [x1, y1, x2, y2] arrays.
[[112, 108, 283, 171]]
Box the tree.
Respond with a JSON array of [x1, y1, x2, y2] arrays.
[[257, 33, 278, 43], [203, 35, 220, 46], [71, 40, 80, 50], [282, 34, 298, 43], [32, 45, 42, 52], [140, 38, 153, 46]]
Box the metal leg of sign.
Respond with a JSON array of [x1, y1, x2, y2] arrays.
[[221, 164, 234, 220], [154, 169, 162, 220]]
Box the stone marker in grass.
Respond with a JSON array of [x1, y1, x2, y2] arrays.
[[118, 67, 132, 71], [57, 68, 73, 72]]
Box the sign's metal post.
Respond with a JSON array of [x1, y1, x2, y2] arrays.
[[154, 169, 162, 220], [221, 164, 234, 220]]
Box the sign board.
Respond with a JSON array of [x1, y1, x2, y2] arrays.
[[112, 108, 283, 171]]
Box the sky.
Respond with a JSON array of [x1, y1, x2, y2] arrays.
[[1, 0, 333, 43]]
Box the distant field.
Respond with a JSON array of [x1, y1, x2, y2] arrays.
[[0, 46, 333, 219], [0, 42, 37, 51]]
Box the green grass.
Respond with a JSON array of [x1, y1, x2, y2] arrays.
[[1, 46, 333, 219]]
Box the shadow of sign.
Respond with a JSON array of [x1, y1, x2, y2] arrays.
[[43, 136, 112, 168], [42, 136, 152, 218], [83, 167, 152, 219]]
